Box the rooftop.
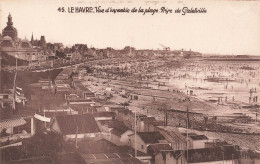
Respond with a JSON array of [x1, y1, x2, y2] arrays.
[[158, 145, 240, 163], [186, 146, 240, 163], [189, 135, 208, 140], [0, 118, 26, 130], [52, 114, 100, 135], [136, 132, 166, 144], [110, 128, 130, 137], [77, 139, 125, 154], [99, 120, 128, 130], [93, 112, 116, 118], [156, 126, 186, 143], [69, 99, 94, 103], [80, 153, 142, 164], [139, 117, 156, 122], [147, 144, 172, 155], [205, 141, 231, 147]]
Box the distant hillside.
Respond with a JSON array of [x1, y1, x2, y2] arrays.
[[1, 51, 29, 66]]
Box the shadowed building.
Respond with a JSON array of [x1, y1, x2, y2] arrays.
[[30, 34, 47, 49], [50, 114, 101, 140], [2, 13, 18, 42], [0, 14, 45, 61], [128, 132, 169, 154]]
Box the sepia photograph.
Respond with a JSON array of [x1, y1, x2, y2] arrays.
[[0, 0, 260, 163]]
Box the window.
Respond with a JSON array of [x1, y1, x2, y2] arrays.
[[141, 145, 144, 149]]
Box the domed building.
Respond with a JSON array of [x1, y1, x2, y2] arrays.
[[0, 13, 46, 62], [2, 13, 18, 42], [20, 38, 31, 48], [0, 36, 15, 48]]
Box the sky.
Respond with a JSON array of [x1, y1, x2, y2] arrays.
[[0, 0, 260, 55]]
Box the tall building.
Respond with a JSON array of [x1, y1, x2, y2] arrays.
[[31, 33, 34, 46], [2, 13, 18, 42], [0, 14, 46, 61], [39, 36, 46, 49], [30, 34, 47, 50]]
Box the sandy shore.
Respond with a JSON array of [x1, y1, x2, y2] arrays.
[[81, 58, 260, 150]]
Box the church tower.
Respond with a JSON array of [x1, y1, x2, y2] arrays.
[[2, 13, 18, 42], [31, 33, 34, 46], [7, 13, 13, 26]]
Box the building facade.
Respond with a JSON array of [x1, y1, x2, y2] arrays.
[[2, 13, 18, 42], [0, 14, 45, 61]]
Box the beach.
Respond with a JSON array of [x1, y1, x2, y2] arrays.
[[81, 57, 260, 150]]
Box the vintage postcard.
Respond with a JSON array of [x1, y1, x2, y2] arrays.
[[0, 0, 260, 163]]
